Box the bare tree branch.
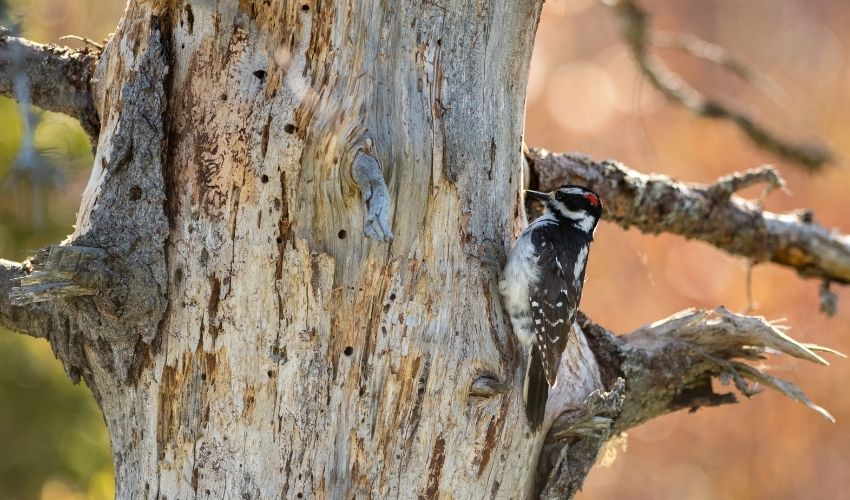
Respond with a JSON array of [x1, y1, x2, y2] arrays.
[[537, 307, 838, 497], [0, 26, 99, 138], [604, 0, 832, 171], [527, 148, 850, 285], [0, 259, 51, 338], [610, 307, 834, 427], [651, 32, 776, 94]]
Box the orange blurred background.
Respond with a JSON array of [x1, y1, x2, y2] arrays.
[[2, 0, 849, 498], [530, 1, 850, 499]]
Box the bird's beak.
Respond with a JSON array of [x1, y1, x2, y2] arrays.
[[525, 190, 549, 202]]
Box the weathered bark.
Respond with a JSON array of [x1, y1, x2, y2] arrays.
[[1, 1, 839, 499], [50, 1, 555, 497], [0, 259, 50, 337], [0, 26, 100, 137], [528, 148, 850, 285]]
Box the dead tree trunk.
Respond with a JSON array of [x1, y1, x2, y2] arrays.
[[1, 1, 841, 499], [15, 1, 553, 497]]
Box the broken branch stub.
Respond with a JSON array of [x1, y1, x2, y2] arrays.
[[610, 307, 837, 431], [2, 18, 172, 383], [706, 165, 785, 200], [10, 245, 109, 304], [532, 306, 835, 497]]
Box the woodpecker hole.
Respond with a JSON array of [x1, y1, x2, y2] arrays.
[[343, 346, 354, 356], [184, 4, 194, 34], [267, 370, 274, 378], [338, 229, 347, 239], [284, 123, 296, 134], [129, 185, 142, 201], [389, 293, 396, 301], [201, 373, 207, 381], [301, 4, 309, 11], [276, 236, 283, 244], [261, 174, 269, 183], [253, 69, 267, 80], [220, 93, 227, 101]]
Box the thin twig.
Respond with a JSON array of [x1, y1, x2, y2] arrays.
[[743, 260, 755, 314], [739, 176, 778, 314], [58, 35, 104, 50], [603, 0, 833, 171], [819, 280, 838, 316], [651, 31, 786, 104]]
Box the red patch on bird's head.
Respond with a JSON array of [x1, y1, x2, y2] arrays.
[[584, 192, 600, 207]]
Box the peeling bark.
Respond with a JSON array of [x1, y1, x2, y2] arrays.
[[19, 1, 550, 498], [0, 259, 51, 338]]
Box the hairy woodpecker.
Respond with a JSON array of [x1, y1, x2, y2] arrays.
[[499, 185, 603, 430]]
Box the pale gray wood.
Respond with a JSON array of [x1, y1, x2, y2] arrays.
[[70, 1, 550, 498]]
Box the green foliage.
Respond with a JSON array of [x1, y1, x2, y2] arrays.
[[0, 332, 113, 500], [0, 98, 93, 246]]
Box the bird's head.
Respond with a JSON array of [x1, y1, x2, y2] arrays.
[[526, 184, 603, 234]]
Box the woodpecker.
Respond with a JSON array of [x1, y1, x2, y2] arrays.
[[499, 185, 603, 431]]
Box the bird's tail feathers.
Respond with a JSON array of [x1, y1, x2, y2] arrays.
[[523, 344, 548, 432]]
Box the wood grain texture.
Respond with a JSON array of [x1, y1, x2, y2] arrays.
[[65, 1, 573, 498], [0, 259, 53, 338]]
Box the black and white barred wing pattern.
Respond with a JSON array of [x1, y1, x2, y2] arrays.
[[522, 236, 579, 430], [529, 238, 579, 387]]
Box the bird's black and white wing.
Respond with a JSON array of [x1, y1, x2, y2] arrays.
[[523, 228, 585, 429]]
